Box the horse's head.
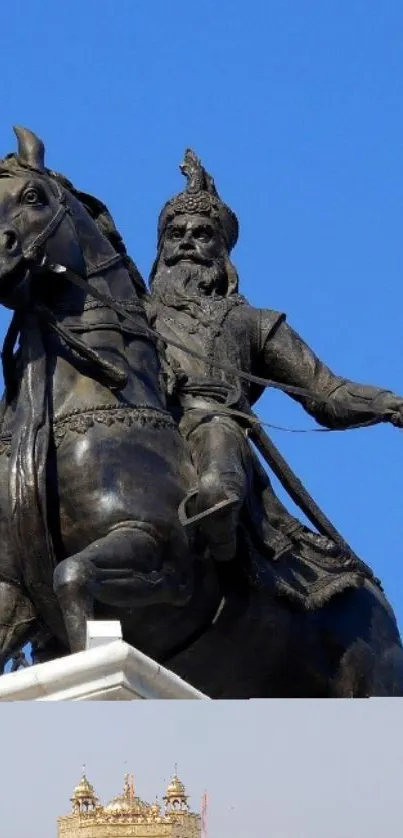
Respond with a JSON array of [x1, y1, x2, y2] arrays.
[[0, 127, 86, 308], [0, 126, 146, 309]]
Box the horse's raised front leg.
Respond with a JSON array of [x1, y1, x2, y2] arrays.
[[324, 580, 403, 697], [54, 520, 193, 653]]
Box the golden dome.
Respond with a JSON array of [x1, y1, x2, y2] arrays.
[[164, 772, 188, 812], [105, 794, 131, 812], [164, 773, 188, 802], [106, 773, 129, 810], [105, 774, 148, 815], [70, 770, 98, 811]]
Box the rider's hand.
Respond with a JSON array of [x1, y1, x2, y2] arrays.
[[383, 395, 403, 428]]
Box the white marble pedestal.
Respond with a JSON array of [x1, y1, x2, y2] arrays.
[[0, 621, 208, 701]]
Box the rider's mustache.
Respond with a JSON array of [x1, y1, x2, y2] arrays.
[[165, 250, 212, 267]]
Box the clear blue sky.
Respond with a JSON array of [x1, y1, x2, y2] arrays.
[[3, 700, 403, 837], [0, 1, 402, 629]]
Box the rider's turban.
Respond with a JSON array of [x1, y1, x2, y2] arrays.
[[157, 149, 239, 252]]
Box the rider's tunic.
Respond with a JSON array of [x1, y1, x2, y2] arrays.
[[149, 289, 394, 608]]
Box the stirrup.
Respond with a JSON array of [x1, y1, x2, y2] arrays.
[[178, 489, 239, 532]]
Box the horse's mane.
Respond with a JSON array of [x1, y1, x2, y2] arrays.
[[0, 153, 148, 299]]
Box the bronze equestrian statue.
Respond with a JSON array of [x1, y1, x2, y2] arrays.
[[0, 127, 402, 697]]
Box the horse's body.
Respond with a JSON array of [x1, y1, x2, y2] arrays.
[[0, 127, 402, 696], [0, 131, 212, 660]]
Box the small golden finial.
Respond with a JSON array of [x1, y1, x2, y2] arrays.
[[150, 796, 160, 819]]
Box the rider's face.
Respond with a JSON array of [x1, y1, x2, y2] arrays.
[[162, 214, 223, 267]]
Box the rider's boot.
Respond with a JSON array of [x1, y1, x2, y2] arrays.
[[179, 475, 241, 562]]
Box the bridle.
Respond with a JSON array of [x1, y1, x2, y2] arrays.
[[22, 177, 70, 263]]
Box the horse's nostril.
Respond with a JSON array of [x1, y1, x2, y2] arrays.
[[5, 230, 18, 252], [0, 228, 19, 254]]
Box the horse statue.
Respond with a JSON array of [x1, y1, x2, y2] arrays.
[[0, 127, 402, 697]]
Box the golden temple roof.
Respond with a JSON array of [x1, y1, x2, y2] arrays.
[[62, 766, 198, 826]]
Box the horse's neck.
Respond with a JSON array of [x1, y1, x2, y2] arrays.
[[44, 263, 166, 421]]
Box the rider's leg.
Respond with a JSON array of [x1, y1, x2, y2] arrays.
[[184, 417, 249, 561]]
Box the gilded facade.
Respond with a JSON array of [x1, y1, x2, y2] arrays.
[[58, 770, 201, 838]]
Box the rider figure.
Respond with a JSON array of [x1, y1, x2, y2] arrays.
[[148, 149, 403, 562]]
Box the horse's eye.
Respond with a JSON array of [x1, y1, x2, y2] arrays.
[[23, 188, 41, 205]]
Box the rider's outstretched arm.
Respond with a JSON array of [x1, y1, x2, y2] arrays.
[[257, 313, 403, 429]]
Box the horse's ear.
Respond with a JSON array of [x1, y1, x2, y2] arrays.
[[13, 126, 45, 171]]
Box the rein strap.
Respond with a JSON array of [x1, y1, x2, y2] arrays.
[[58, 262, 388, 431]]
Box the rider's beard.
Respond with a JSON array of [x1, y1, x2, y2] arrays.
[[151, 258, 227, 299]]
